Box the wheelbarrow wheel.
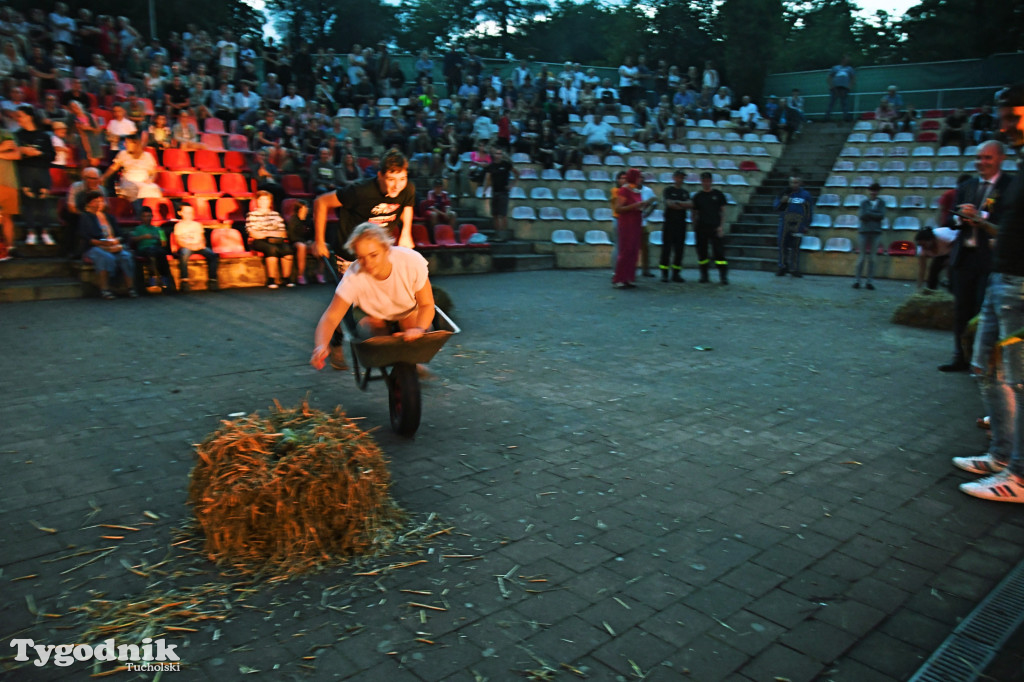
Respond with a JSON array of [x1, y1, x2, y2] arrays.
[[388, 362, 421, 436]]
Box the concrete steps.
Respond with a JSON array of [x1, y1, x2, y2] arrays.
[[0, 276, 87, 303]]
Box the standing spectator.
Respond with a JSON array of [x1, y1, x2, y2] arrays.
[[611, 168, 649, 289], [215, 32, 239, 83], [940, 140, 1013, 372], [825, 54, 855, 122], [414, 49, 434, 82], [660, 169, 692, 282], [637, 174, 657, 278], [915, 226, 956, 291], [13, 105, 56, 246], [954, 85, 1024, 502], [0, 126, 19, 260], [246, 189, 294, 288], [774, 174, 813, 277], [701, 60, 719, 93], [853, 183, 885, 290], [79, 191, 135, 299], [482, 146, 516, 242], [691, 172, 729, 284], [285, 199, 323, 285], [171, 203, 219, 293], [511, 59, 531, 89], [618, 56, 639, 108], [49, 3, 76, 51]]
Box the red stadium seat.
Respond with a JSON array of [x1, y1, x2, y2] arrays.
[[458, 223, 478, 244], [142, 198, 176, 224], [227, 134, 250, 151], [155, 171, 186, 197], [924, 109, 944, 119], [210, 227, 251, 256], [203, 118, 226, 135], [186, 172, 221, 197], [194, 149, 225, 172], [49, 167, 72, 195], [282, 174, 311, 198], [433, 224, 457, 246], [201, 133, 225, 151], [223, 150, 249, 173], [411, 223, 435, 249], [107, 196, 139, 226], [215, 197, 248, 223], [218, 173, 252, 197], [281, 198, 304, 221], [138, 97, 155, 116], [162, 148, 194, 172], [859, 111, 875, 120], [738, 160, 759, 172], [888, 240, 916, 256], [920, 119, 940, 130], [917, 132, 938, 143], [184, 197, 215, 223]]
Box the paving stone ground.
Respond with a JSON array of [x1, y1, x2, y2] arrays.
[[2, 268, 1023, 682]]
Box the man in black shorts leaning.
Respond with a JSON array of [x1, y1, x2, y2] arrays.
[[312, 149, 416, 369], [482, 146, 517, 242]]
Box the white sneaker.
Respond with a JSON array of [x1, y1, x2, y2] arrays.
[[267, 282, 279, 289], [960, 470, 1024, 502], [25, 233, 37, 246], [952, 454, 1007, 475], [41, 232, 55, 246]]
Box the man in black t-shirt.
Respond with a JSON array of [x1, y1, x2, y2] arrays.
[[312, 149, 416, 370], [691, 172, 729, 285], [163, 75, 191, 116], [313, 149, 415, 258], [482, 146, 517, 241], [660, 170, 692, 282]]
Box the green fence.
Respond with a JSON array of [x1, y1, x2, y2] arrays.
[[763, 52, 1024, 117]]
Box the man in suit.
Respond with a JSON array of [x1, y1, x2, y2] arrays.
[[941, 140, 1014, 372]]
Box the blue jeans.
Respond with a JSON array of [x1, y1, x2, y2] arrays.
[[971, 273, 1024, 476], [177, 247, 219, 281]]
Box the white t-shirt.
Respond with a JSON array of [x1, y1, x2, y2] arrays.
[[336, 246, 429, 321], [640, 185, 656, 226], [618, 64, 638, 88], [739, 102, 759, 123], [173, 220, 206, 251], [107, 118, 138, 138], [280, 94, 306, 111], [582, 120, 614, 146], [217, 40, 238, 69]]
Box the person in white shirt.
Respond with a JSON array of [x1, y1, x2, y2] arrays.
[[172, 203, 219, 292], [712, 87, 732, 122], [105, 105, 138, 152], [618, 56, 639, 107], [558, 80, 578, 109], [637, 174, 658, 278], [511, 59, 531, 89], [279, 84, 306, 111], [49, 3, 75, 48], [311, 222, 436, 371], [736, 95, 760, 133], [581, 113, 614, 160]]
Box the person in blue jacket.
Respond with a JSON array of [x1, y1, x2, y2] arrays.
[[774, 174, 814, 277]]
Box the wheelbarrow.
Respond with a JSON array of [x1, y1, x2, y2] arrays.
[[341, 307, 459, 436]]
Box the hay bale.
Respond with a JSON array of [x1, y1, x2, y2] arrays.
[[891, 290, 954, 330], [188, 400, 405, 575]]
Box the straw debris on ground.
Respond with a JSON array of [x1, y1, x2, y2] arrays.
[[891, 289, 954, 330], [188, 400, 406, 576]]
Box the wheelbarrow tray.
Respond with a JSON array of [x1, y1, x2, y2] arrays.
[[343, 306, 460, 369]]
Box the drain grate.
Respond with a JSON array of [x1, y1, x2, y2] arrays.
[[909, 557, 1024, 682]]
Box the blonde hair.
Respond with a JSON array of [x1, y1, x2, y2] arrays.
[[344, 222, 394, 252]]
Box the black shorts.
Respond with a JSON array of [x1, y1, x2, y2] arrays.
[[491, 191, 510, 217]]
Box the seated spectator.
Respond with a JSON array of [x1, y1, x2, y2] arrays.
[[472, 111, 493, 147], [883, 85, 904, 114], [127, 205, 174, 291], [171, 203, 219, 293], [285, 199, 323, 285], [875, 98, 897, 134], [249, 147, 285, 207], [939, 107, 969, 151], [50, 121, 73, 167], [79, 190, 136, 299], [578, 82, 597, 114], [105, 105, 138, 153], [971, 105, 996, 144], [467, 142, 491, 186], [101, 134, 162, 204], [279, 83, 306, 112], [337, 151, 362, 187], [442, 148, 463, 198], [581, 112, 615, 160], [381, 108, 409, 153], [234, 80, 262, 125], [148, 113, 173, 150], [556, 125, 583, 170], [309, 146, 340, 195], [595, 78, 619, 110], [352, 72, 375, 110], [209, 81, 236, 124], [457, 75, 480, 101], [786, 88, 804, 135], [163, 74, 191, 117], [896, 105, 918, 132], [361, 153, 380, 179], [692, 86, 714, 121], [711, 86, 732, 122], [246, 190, 294, 288], [536, 119, 558, 168], [558, 79, 578, 110], [735, 95, 760, 134], [172, 109, 202, 150], [255, 109, 282, 148], [423, 178, 456, 231], [260, 72, 282, 109]]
